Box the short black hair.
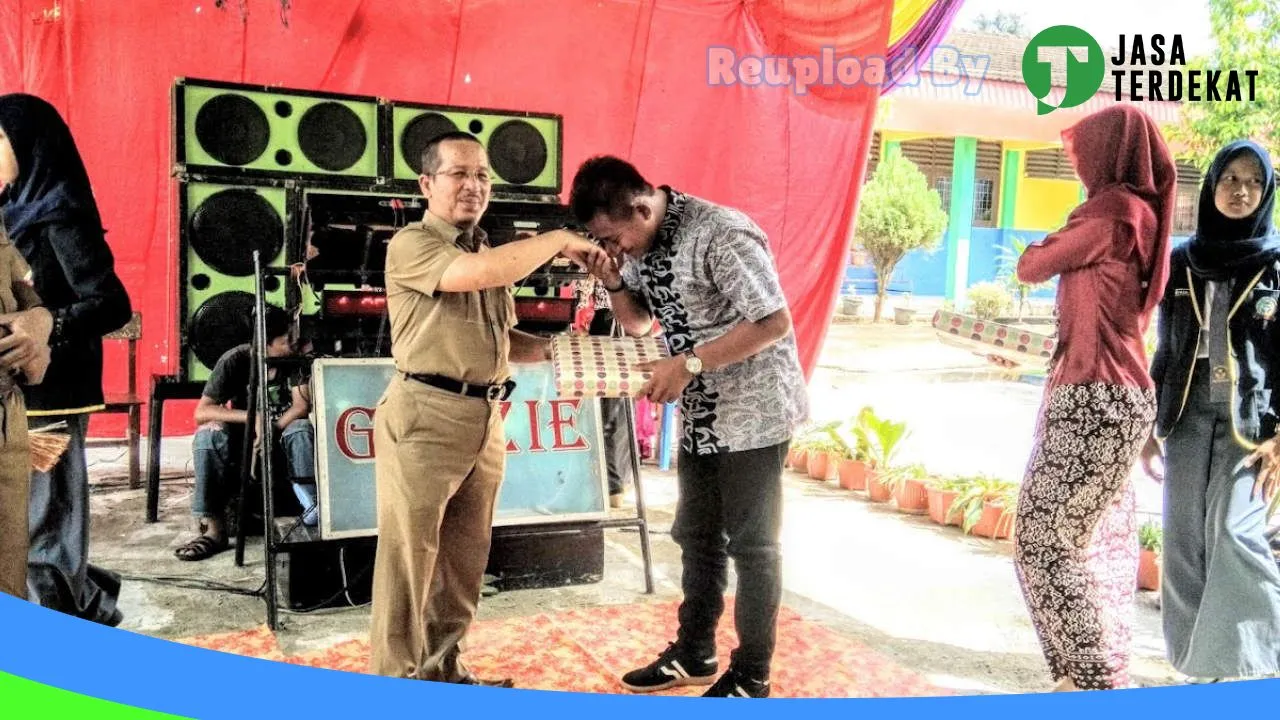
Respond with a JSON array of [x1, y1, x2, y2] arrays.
[[569, 155, 654, 223], [262, 305, 291, 343], [421, 131, 483, 175]]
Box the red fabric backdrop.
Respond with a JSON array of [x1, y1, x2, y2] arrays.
[[0, 0, 891, 437]]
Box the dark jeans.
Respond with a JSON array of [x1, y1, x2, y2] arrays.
[[590, 308, 635, 496], [28, 413, 122, 626], [192, 419, 316, 525], [600, 398, 635, 495], [673, 440, 787, 679]]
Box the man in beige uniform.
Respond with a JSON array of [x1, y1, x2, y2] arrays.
[[370, 131, 605, 684]]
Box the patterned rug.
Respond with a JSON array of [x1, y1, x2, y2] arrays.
[[176, 600, 947, 698]]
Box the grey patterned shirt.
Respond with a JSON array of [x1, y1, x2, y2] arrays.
[[620, 188, 809, 455]]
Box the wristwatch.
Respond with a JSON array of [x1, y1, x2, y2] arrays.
[[684, 351, 703, 376]]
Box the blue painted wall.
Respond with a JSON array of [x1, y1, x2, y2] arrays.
[[844, 231, 1193, 299]]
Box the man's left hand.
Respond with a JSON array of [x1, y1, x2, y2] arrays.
[[1246, 436, 1280, 503], [0, 308, 53, 375], [637, 356, 693, 404]]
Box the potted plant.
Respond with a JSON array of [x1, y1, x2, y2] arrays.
[[840, 292, 863, 317], [966, 281, 1012, 322], [826, 416, 870, 491], [996, 236, 1056, 322], [789, 424, 834, 471], [787, 434, 813, 472], [927, 476, 972, 526], [953, 476, 1018, 539], [805, 436, 840, 481], [1138, 521, 1162, 591], [893, 304, 916, 325], [886, 463, 930, 514], [861, 409, 909, 503]]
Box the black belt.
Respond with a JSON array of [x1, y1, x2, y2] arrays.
[[405, 373, 515, 401]]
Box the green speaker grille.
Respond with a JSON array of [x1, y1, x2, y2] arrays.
[[391, 106, 560, 191], [182, 84, 378, 178], [183, 182, 289, 382]]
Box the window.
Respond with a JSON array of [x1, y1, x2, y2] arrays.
[[901, 138, 956, 180], [1024, 148, 1077, 181], [934, 177, 952, 211], [1173, 162, 1202, 236], [864, 131, 881, 181], [1173, 185, 1199, 236], [972, 177, 996, 226]]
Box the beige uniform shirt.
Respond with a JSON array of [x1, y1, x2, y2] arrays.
[[0, 230, 39, 316], [385, 211, 515, 386]]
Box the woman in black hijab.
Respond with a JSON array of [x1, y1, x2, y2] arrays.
[[1145, 140, 1280, 682], [0, 93, 132, 626]]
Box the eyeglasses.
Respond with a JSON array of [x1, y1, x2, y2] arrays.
[[433, 169, 493, 185]]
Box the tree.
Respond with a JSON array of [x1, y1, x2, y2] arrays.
[[1166, 0, 1279, 172], [853, 151, 948, 322], [971, 11, 1027, 36]]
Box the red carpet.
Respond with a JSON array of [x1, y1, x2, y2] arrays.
[[177, 600, 948, 698]]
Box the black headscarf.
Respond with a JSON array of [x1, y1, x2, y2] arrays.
[[0, 93, 105, 240], [1186, 140, 1279, 280]]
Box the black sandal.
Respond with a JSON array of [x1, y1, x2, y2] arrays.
[[174, 535, 228, 561]]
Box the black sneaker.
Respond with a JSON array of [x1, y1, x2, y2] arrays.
[[621, 643, 718, 692], [702, 667, 771, 698], [454, 674, 514, 688]]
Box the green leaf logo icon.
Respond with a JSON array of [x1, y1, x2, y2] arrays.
[[1022, 25, 1106, 115]]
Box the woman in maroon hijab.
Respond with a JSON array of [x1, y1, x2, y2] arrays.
[[1012, 105, 1177, 691]]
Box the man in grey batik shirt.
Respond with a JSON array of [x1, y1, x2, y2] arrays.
[[570, 155, 808, 699]]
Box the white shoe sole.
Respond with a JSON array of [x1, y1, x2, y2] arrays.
[[621, 674, 716, 693]]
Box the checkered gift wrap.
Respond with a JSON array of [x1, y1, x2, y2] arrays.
[[551, 335, 670, 398], [931, 309, 1057, 367]]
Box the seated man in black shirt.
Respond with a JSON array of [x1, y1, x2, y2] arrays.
[[175, 308, 315, 561]]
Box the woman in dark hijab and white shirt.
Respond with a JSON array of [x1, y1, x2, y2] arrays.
[[1146, 139, 1280, 682], [0, 93, 132, 626]]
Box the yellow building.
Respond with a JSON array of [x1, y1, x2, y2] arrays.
[[851, 30, 1198, 301]]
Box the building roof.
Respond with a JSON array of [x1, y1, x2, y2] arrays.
[[875, 29, 1184, 143], [880, 77, 1182, 144]]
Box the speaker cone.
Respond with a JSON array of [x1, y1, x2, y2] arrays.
[[400, 113, 461, 174], [298, 101, 367, 172], [194, 94, 270, 167], [189, 291, 274, 371], [189, 189, 284, 277], [488, 120, 547, 186]]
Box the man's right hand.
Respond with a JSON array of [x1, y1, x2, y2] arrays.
[[560, 236, 610, 272], [1139, 435, 1164, 482], [584, 247, 624, 291], [985, 354, 1019, 370]]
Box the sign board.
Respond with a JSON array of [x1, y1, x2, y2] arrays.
[[312, 358, 609, 540]]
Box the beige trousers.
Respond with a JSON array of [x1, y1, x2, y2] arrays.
[[0, 392, 30, 599], [368, 376, 505, 680]]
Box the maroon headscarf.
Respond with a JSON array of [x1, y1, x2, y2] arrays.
[[1060, 105, 1177, 319]]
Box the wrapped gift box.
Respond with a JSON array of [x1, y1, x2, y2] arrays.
[[551, 335, 670, 398], [931, 309, 1057, 368]]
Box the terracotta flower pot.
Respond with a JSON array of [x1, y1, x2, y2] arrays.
[[893, 478, 929, 514], [927, 488, 960, 525], [806, 451, 832, 480], [789, 449, 809, 471], [1138, 549, 1161, 591], [971, 502, 1014, 539], [866, 471, 892, 503], [838, 459, 868, 491]]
